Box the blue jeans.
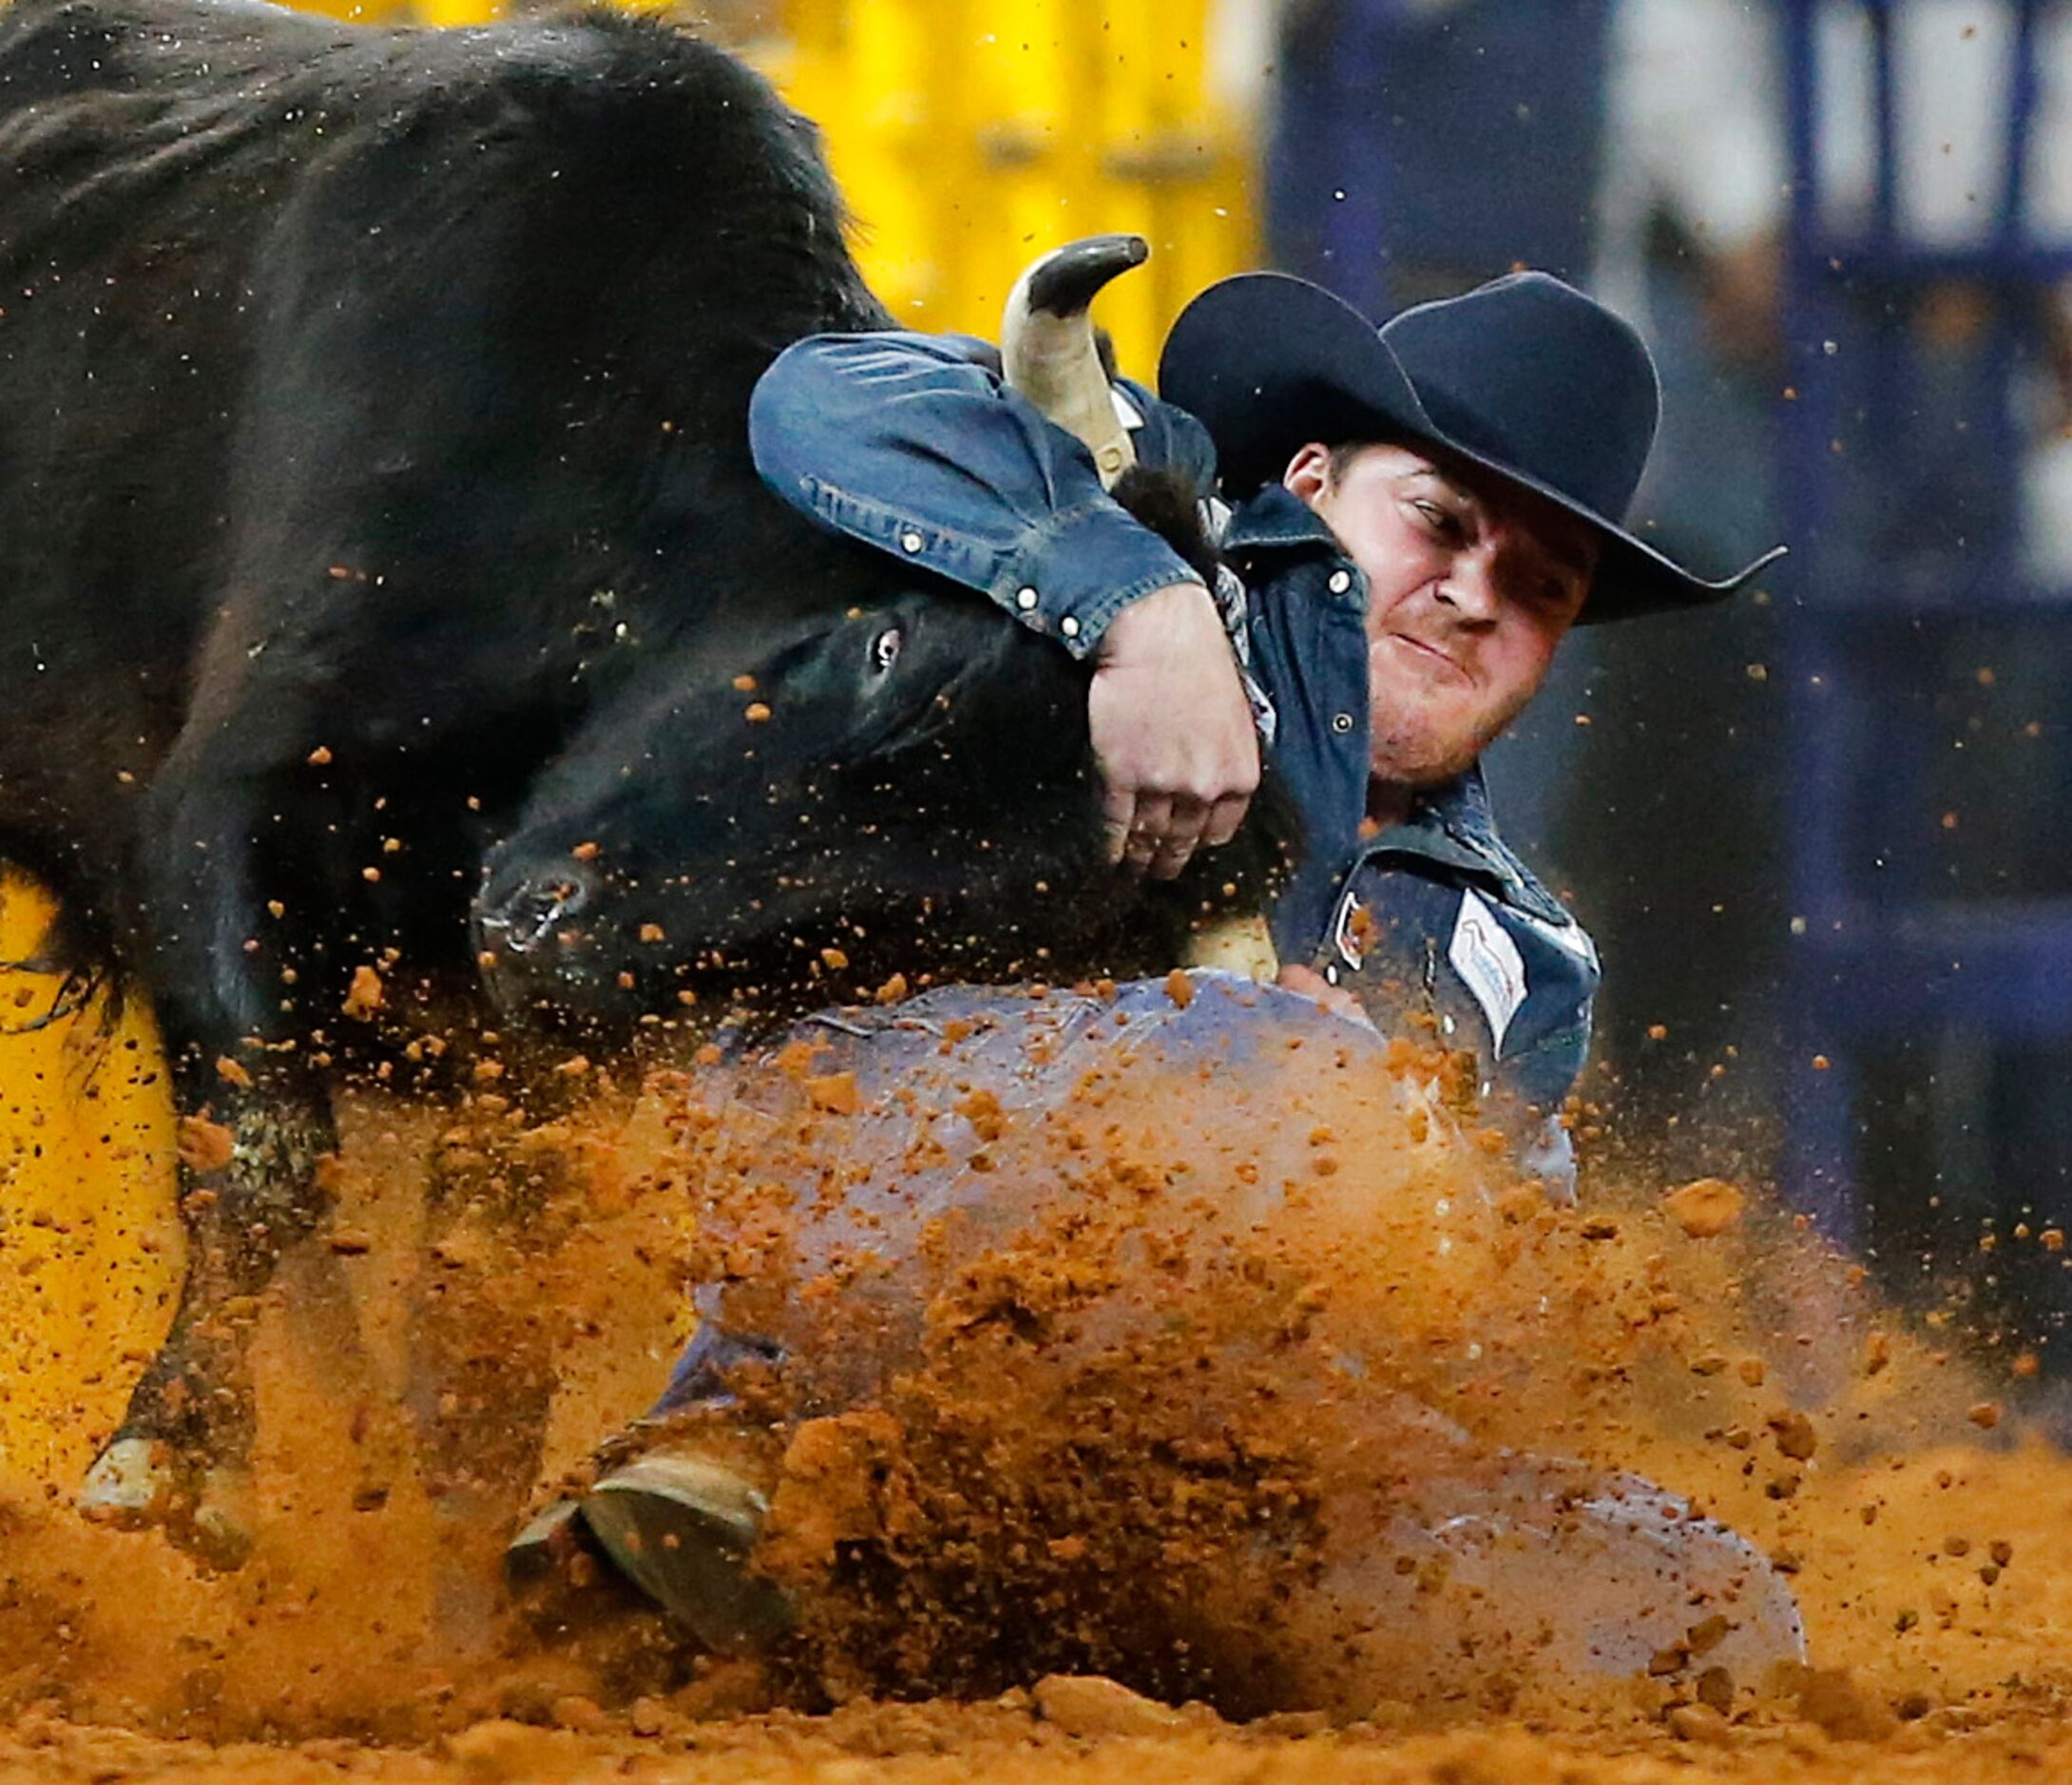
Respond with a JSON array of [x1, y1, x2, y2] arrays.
[[653, 971, 1367, 1417]]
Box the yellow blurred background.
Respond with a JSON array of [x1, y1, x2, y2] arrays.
[[0, 873, 181, 1488], [328, 0, 1259, 377]]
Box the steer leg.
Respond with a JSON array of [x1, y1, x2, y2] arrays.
[[408, 1153, 561, 1520], [407, 1048, 615, 1483], [404, 1130, 564, 1644], [78, 717, 344, 1561], [82, 1074, 336, 1564]]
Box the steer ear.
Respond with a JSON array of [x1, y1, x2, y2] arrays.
[[1002, 235, 1147, 490]]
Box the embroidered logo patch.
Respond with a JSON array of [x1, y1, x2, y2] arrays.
[[1448, 888, 1527, 1053]]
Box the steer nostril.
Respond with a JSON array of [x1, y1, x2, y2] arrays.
[[485, 865, 596, 955], [542, 874, 588, 918]]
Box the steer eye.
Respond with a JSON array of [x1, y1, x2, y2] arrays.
[[869, 624, 903, 677]]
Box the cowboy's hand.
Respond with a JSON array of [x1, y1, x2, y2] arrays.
[[1087, 580, 1258, 879]]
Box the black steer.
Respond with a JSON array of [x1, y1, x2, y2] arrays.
[[471, 461, 1254, 1028], [0, 0, 1286, 1550]]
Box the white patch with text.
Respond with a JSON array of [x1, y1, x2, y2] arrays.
[[1448, 888, 1527, 1053]]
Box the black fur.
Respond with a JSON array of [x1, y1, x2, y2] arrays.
[[0, 0, 1291, 1506]]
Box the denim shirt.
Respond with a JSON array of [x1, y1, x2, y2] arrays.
[[749, 332, 1600, 1186], [750, 331, 1218, 658]]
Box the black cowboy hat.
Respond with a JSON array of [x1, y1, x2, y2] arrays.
[[1157, 270, 1784, 624]]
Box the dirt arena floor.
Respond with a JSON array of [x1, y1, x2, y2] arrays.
[[6, 997, 2072, 1784]]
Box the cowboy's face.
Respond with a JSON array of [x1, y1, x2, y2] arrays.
[[1285, 441, 1598, 790]]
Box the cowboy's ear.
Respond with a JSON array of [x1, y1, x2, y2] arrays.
[[1282, 441, 1333, 500]]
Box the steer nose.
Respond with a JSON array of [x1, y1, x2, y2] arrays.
[[477, 861, 599, 956]]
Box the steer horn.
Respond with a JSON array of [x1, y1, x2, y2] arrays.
[[1003, 236, 1285, 988], [1002, 234, 1147, 490]]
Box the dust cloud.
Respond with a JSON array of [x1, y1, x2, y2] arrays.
[[1, 983, 2068, 1783]]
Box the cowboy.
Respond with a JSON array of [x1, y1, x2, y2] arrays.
[[510, 969, 1809, 1694], [744, 267, 1780, 1187], [503, 271, 1785, 1655]]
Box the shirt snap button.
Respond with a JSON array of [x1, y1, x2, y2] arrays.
[[1014, 586, 1038, 610], [1324, 964, 1341, 986], [1060, 615, 1082, 639], [1331, 712, 1354, 734], [1327, 569, 1352, 595], [900, 529, 924, 553]]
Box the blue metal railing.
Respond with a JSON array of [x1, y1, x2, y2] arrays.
[[1777, 0, 2072, 1241]]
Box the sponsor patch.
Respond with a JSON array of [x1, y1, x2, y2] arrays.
[[1448, 888, 1527, 1052]]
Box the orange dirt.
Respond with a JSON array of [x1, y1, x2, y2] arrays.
[[2, 1013, 2071, 1782]]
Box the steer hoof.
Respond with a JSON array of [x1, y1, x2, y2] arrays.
[[77, 1438, 257, 1570], [76, 1436, 171, 1520]]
